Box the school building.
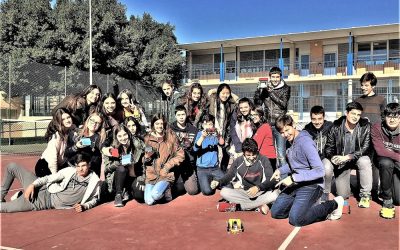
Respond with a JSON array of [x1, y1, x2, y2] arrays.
[[178, 23, 400, 122]]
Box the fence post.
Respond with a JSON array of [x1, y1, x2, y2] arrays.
[[8, 55, 12, 146], [35, 121, 37, 138], [64, 66, 67, 97], [347, 79, 353, 103]]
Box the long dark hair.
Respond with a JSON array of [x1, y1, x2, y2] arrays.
[[45, 108, 72, 141], [236, 97, 254, 123], [215, 83, 232, 120], [251, 105, 266, 132], [81, 84, 103, 101], [124, 116, 142, 137], [185, 83, 208, 109], [101, 93, 120, 115], [150, 113, 170, 141]]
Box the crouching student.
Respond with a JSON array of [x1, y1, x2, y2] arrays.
[[270, 115, 344, 226], [143, 114, 185, 205], [210, 138, 279, 215], [1, 154, 100, 213], [371, 103, 400, 219], [194, 114, 225, 195]]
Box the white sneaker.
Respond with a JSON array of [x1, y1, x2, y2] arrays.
[[328, 196, 344, 220], [10, 190, 23, 201]]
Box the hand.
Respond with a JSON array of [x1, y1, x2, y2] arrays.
[[270, 169, 281, 181], [210, 180, 219, 189], [160, 168, 168, 177], [218, 135, 225, 145], [24, 184, 35, 201], [275, 176, 294, 188], [246, 186, 260, 197], [332, 155, 348, 165], [102, 147, 112, 157], [73, 203, 84, 212], [76, 140, 84, 149], [201, 130, 208, 138]]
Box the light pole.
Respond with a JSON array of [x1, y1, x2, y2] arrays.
[[89, 0, 93, 85]]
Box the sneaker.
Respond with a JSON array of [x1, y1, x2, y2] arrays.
[[122, 191, 130, 202], [114, 194, 124, 207], [257, 204, 270, 215], [217, 202, 236, 212], [10, 191, 23, 201], [328, 196, 344, 220], [358, 196, 371, 208], [380, 207, 395, 219]]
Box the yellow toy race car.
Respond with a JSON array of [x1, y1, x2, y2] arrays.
[[227, 219, 244, 234]]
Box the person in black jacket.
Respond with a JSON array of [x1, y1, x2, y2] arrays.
[[303, 106, 333, 202], [325, 102, 372, 208], [210, 138, 279, 214], [254, 67, 290, 166]]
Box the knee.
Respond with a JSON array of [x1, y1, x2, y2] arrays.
[[270, 207, 287, 219], [357, 156, 372, 169], [201, 187, 214, 196], [378, 158, 394, 170], [288, 215, 306, 227], [323, 159, 334, 177], [185, 186, 199, 195], [144, 198, 155, 206]]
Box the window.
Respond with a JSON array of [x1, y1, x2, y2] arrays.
[[300, 55, 310, 69], [389, 39, 400, 61], [324, 53, 336, 68], [240, 51, 263, 73], [357, 42, 371, 62], [373, 41, 387, 63]]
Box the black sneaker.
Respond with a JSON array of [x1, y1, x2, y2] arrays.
[[114, 194, 124, 207]]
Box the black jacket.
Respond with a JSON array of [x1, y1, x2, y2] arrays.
[[325, 116, 371, 161], [303, 120, 333, 159], [254, 81, 291, 125]]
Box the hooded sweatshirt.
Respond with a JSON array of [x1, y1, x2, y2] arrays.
[[303, 120, 333, 159], [371, 122, 400, 162], [278, 130, 324, 187]]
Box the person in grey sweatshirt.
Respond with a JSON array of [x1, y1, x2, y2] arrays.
[[270, 115, 344, 226]]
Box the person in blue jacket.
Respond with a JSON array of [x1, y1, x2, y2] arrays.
[[193, 114, 225, 195], [270, 115, 344, 226]]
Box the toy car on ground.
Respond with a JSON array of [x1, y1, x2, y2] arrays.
[[227, 219, 244, 234]]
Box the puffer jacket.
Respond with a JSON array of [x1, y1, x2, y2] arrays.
[[325, 116, 371, 160], [254, 80, 290, 125], [143, 129, 185, 184]]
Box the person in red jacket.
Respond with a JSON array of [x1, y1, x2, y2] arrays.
[[250, 106, 277, 169], [371, 103, 400, 219]]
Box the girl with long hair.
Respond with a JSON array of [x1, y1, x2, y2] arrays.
[[117, 89, 149, 130], [35, 108, 74, 177], [177, 82, 209, 128], [143, 113, 184, 205]]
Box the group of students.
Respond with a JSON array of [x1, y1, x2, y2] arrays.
[[1, 67, 398, 226]]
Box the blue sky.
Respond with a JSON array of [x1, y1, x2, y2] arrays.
[[121, 0, 399, 44]]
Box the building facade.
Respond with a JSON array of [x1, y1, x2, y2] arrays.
[[178, 24, 399, 122]]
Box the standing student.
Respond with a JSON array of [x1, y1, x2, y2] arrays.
[[254, 67, 290, 166], [160, 79, 181, 124], [270, 115, 344, 226], [177, 82, 209, 128]]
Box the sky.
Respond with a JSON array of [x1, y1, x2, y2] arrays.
[[121, 0, 399, 44]]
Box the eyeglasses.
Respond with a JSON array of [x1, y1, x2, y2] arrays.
[[387, 115, 400, 119], [89, 118, 102, 125]]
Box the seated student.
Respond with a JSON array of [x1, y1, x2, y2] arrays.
[[124, 117, 146, 202], [1, 154, 100, 213], [193, 114, 225, 195], [65, 112, 106, 177], [270, 115, 344, 226], [210, 138, 279, 215], [303, 105, 333, 202], [102, 124, 136, 207], [371, 103, 400, 219], [170, 105, 199, 196], [35, 108, 74, 177], [324, 102, 372, 208], [143, 114, 185, 205]]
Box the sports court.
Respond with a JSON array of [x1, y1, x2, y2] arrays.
[[1, 154, 398, 250]]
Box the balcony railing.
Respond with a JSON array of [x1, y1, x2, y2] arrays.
[[187, 58, 399, 80]]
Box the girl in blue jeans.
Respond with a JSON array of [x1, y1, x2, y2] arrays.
[[270, 115, 344, 226], [143, 114, 185, 205]]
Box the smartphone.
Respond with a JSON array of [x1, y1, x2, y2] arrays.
[[110, 148, 119, 157], [80, 137, 91, 146]]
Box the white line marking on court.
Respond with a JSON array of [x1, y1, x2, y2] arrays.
[[278, 226, 301, 250], [0, 246, 23, 250]]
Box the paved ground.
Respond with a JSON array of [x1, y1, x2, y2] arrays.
[[1, 155, 399, 250]]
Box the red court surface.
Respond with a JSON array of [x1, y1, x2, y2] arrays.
[[1, 154, 399, 250]]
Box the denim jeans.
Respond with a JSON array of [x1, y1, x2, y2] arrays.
[[197, 167, 224, 196], [144, 181, 169, 205], [271, 184, 337, 227], [272, 126, 287, 167], [377, 157, 400, 202]]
